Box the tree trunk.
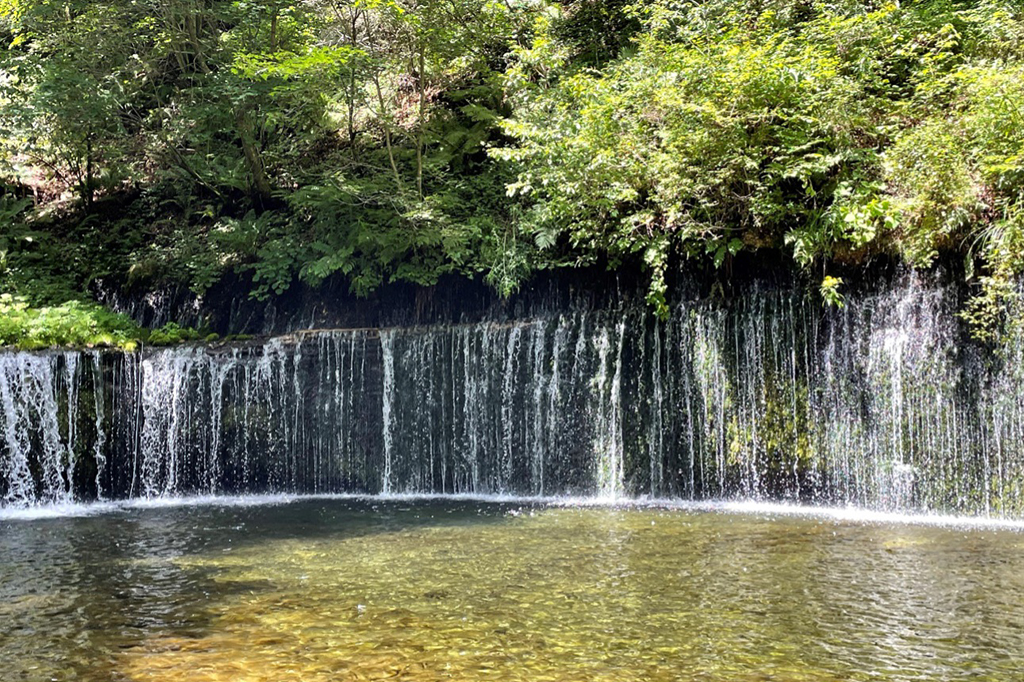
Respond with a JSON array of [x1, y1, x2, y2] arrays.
[[82, 135, 95, 212], [235, 109, 274, 207], [372, 72, 404, 195], [347, 11, 359, 149], [186, 9, 210, 74], [416, 44, 426, 200]]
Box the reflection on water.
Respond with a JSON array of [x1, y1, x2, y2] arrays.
[[3, 499, 1024, 681]]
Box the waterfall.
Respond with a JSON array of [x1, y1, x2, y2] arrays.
[[592, 320, 626, 498], [3, 272, 1024, 517], [529, 320, 548, 496], [0, 353, 78, 505], [381, 331, 395, 494], [90, 352, 107, 499], [0, 355, 36, 505]]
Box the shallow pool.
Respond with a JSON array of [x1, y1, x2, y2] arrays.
[[2, 498, 1024, 681]]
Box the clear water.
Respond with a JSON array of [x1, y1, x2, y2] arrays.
[[3, 498, 1024, 681]]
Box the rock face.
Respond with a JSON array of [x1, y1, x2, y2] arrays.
[[4, 265, 1024, 516]]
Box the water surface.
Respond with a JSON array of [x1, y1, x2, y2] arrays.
[[2, 499, 1023, 681]]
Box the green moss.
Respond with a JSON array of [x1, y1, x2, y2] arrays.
[[0, 294, 141, 350], [145, 322, 201, 347], [0, 293, 202, 351], [725, 370, 816, 493]]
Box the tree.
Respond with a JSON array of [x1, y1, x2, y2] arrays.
[[1, 0, 144, 208]]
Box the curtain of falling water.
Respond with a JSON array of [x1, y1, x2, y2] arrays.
[[3, 273, 1024, 516]]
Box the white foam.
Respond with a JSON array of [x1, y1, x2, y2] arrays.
[[3, 493, 1024, 530], [0, 494, 301, 521], [0, 501, 121, 521], [711, 500, 1024, 531], [120, 493, 302, 510]]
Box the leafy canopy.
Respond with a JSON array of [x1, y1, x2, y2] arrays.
[[1, 0, 1023, 341]]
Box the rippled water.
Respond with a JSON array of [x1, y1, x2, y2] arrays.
[[3, 499, 1024, 681]]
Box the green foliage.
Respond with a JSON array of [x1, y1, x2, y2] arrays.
[[0, 293, 142, 350], [961, 204, 1024, 340], [498, 0, 1024, 331], [820, 276, 845, 309], [499, 0, 887, 304], [1, 0, 1024, 342], [885, 122, 977, 266], [146, 322, 200, 346], [0, 292, 205, 349]]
